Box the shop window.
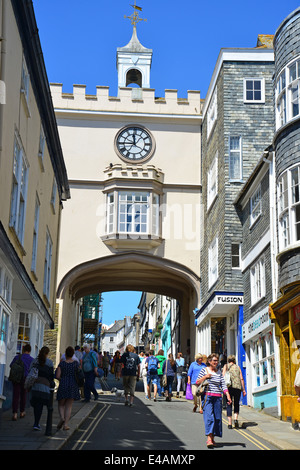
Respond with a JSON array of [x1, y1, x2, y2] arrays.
[[17, 312, 31, 354], [252, 330, 276, 388]]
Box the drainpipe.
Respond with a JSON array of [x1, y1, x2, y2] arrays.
[[0, 0, 6, 163]]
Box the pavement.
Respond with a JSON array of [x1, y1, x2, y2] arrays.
[[0, 375, 299, 451]]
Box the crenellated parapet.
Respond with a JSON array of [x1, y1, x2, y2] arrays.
[[50, 83, 202, 116]]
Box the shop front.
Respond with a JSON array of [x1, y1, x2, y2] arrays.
[[269, 284, 300, 427], [195, 291, 246, 403], [242, 308, 279, 412]]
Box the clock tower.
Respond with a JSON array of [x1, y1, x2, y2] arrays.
[[117, 3, 152, 91], [51, 2, 202, 362]]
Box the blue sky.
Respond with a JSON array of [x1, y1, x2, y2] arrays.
[[101, 291, 142, 326], [32, 1, 299, 324], [33, 0, 299, 99]]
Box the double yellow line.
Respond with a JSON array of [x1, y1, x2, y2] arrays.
[[222, 417, 271, 450], [71, 404, 111, 450]]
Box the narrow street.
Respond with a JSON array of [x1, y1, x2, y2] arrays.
[[62, 375, 278, 452]]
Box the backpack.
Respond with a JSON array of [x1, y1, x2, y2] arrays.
[[148, 356, 158, 375], [9, 356, 24, 384], [82, 352, 95, 372]]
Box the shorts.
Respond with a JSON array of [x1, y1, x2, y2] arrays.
[[123, 375, 137, 396], [147, 374, 159, 386]]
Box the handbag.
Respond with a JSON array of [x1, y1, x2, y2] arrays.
[[75, 366, 85, 387], [196, 368, 210, 396], [162, 360, 168, 387], [24, 364, 39, 390], [224, 370, 231, 387], [196, 379, 209, 397], [186, 383, 193, 400], [224, 363, 232, 387]]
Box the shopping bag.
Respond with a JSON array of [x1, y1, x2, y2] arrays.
[[186, 383, 193, 400]]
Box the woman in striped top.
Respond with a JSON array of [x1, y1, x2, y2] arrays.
[[196, 353, 231, 448]]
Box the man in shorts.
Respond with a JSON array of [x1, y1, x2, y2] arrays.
[[146, 350, 160, 402], [121, 344, 140, 407]]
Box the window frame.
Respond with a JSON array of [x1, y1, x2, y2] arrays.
[[243, 78, 265, 103], [251, 329, 276, 390], [229, 135, 242, 181], [208, 235, 218, 289], [31, 195, 40, 276], [207, 151, 218, 210], [231, 242, 241, 270], [9, 134, 29, 246], [250, 184, 262, 227], [106, 190, 160, 237], [250, 256, 266, 306], [278, 164, 300, 251], [43, 229, 53, 301], [275, 56, 300, 130], [207, 87, 218, 138]]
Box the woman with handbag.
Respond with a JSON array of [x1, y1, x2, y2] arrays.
[[222, 355, 246, 429], [196, 353, 231, 448], [161, 353, 177, 401], [56, 346, 81, 431], [187, 353, 206, 413], [29, 346, 55, 431]]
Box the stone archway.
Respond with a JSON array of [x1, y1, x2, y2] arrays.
[[56, 251, 200, 360]]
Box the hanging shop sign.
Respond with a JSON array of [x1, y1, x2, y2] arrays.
[[242, 307, 270, 343]]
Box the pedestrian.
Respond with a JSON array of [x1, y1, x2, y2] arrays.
[[56, 346, 81, 430], [74, 345, 83, 365], [29, 346, 55, 431], [10, 344, 34, 421], [139, 351, 145, 363], [187, 353, 206, 413], [120, 344, 140, 406], [102, 351, 110, 379], [146, 350, 160, 401], [175, 352, 187, 397], [82, 344, 99, 402], [222, 354, 246, 429], [140, 352, 149, 398], [156, 349, 166, 397], [196, 353, 231, 448], [114, 351, 123, 380], [162, 353, 177, 401]]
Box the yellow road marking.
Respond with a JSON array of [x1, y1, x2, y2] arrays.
[[71, 404, 111, 450], [222, 418, 271, 450]]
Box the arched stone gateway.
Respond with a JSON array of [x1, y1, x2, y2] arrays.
[[56, 252, 200, 359], [51, 7, 202, 363]]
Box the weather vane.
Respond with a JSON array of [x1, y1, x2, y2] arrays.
[[124, 1, 147, 27]]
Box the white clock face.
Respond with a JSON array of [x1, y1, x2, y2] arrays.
[[115, 125, 155, 162]]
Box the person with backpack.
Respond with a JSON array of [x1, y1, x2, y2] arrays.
[[156, 349, 166, 397], [145, 350, 160, 402], [121, 344, 140, 406], [9, 344, 34, 421], [82, 344, 99, 403]]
